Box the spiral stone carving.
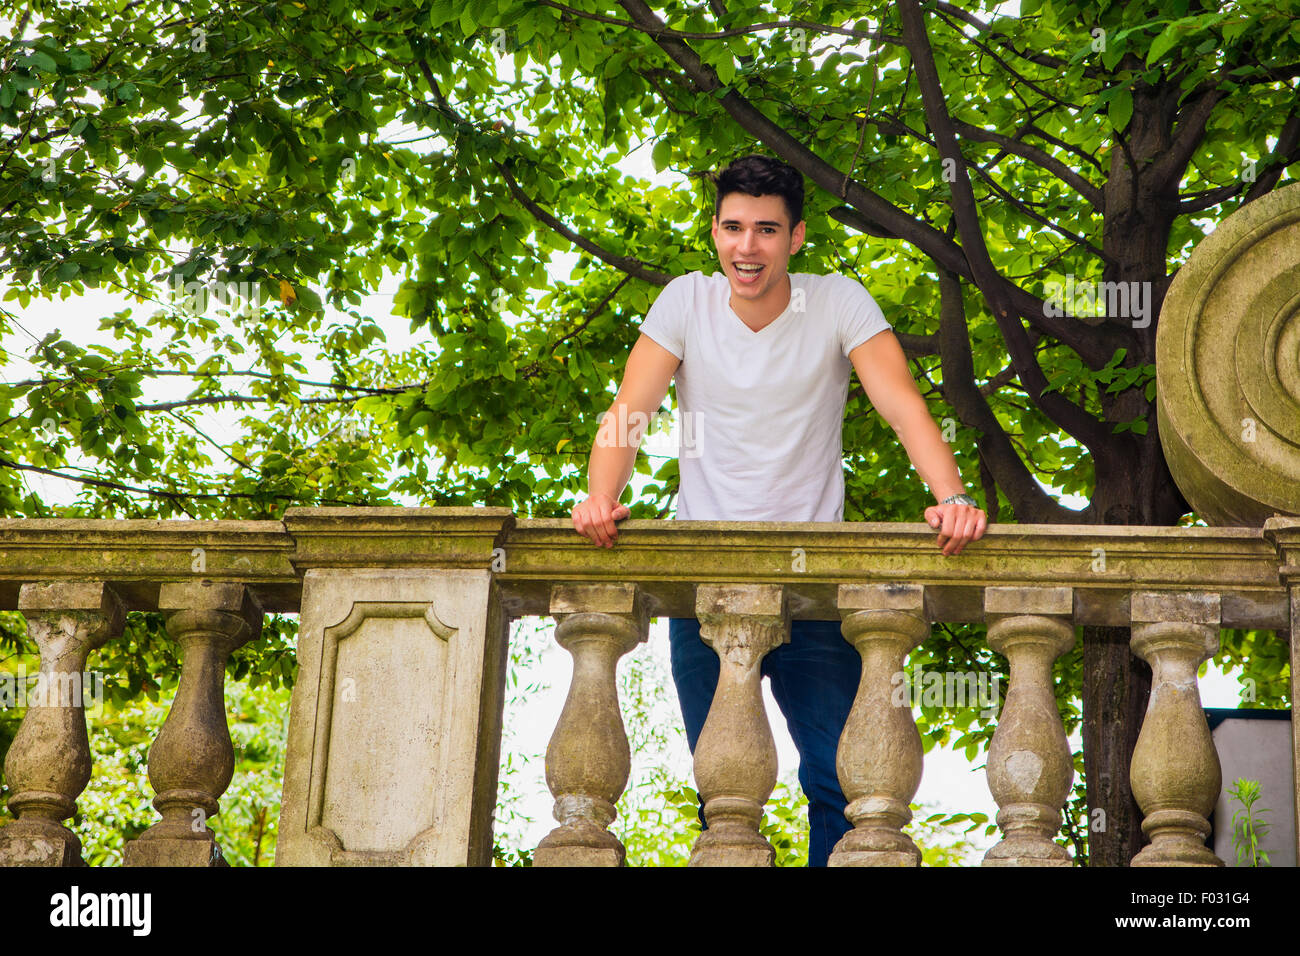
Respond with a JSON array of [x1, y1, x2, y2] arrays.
[[1157, 182, 1300, 526]]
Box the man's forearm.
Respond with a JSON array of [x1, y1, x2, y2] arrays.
[[895, 416, 967, 503], [586, 408, 641, 500]]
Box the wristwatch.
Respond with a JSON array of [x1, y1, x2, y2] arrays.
[[940, 493, 979, 507]]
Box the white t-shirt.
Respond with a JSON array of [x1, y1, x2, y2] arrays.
[[638, 270, 891, 521]]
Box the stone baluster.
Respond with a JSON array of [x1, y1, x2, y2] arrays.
[[829, 583, 930, 867], [689, 584, 789, 867], [123, 581, 262, 867], [982, 587, 1076, 866], [1129, 591, 1223, 867], [534, 583, 649, 867], [0, 582, 125, 867]]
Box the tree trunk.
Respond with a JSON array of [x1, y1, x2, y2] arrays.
[[1081, 626, 1152, 865], [1075, 65, 1200, 865]]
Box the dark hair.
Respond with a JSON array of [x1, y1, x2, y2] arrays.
[[713, 154, 804, 230]]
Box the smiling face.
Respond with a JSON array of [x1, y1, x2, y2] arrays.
[[711, 192, 806, 309]]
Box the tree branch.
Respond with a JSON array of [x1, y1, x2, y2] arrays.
[[6, 367, 413, 395], [979, 364, 1020, 397], [0, 457, 363, 507], [1022, 122, 1106, 174], [966, 152, 1110, 260], [953, 119, 1104, 210], [896, 332, 938, 357], [1243, 112, 1300, 204], [931, 0, 1101, 78], [1176, 111, 1300, 213], [534, 0, 902, 46], [520, 273, 634, 381], [896, 0, 1110, 448], [496, 161, 673, 286], [1151, 85, 1226, 187], [825, 204, 1120, 368], [165, 408, 255, 471], [132, 393, 360, 413], [931, 6, 1085, 114], [408, 49, 673, 287], [934, 270, 1077, 523]]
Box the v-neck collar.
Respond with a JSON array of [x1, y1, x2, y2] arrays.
[[725, 273, 799, 335]]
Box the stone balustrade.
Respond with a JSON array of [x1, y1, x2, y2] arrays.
[[0, 509, 1298, 867]]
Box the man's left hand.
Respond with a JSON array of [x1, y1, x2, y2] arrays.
[[924, 502, 987, 556]]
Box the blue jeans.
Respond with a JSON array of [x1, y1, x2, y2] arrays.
[[668, 617, 861, 867]]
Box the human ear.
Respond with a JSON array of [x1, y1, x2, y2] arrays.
[[789, 219, 806, 255]]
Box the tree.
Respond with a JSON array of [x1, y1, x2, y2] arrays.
[[2, 0, 1295, 863]]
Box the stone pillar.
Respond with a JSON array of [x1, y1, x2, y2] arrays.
[[688, 584, 789, 867], [123, 582, 262, 867], [277, 566, 509, 867], [0, 582, 124, 867], [1129, 590, 1224, 867], [829, 583, 929, 867], [535, 584, 649, 867], [1263, 517, 1300, 865], [982, 587, 1076, 866]]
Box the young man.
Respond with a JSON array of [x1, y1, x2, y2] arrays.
[[571, 154, 987, 866]]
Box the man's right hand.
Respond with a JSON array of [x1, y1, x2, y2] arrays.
[[572, 493, 631, 548]]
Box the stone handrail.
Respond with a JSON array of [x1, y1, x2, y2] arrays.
[[0, 508, 1297, 866]]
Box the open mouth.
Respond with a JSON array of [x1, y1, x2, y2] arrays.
[[734, 263, 764, 283]]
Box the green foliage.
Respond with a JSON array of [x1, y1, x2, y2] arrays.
[[5, 0, 1297, 532], [491, 618, 550, 867], [71, 697, 161, 865], [1061, 754, 1094, 866], [912, 803, 982, 866], [916, 807, 987, 866], [1217, 629, 1292, 710], [1227, 777, 1271, 867], [206, 679, 290, 866]]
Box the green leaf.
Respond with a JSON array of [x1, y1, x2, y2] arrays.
[[138, 147, 164, 176], [651, 140, 671, 172], [28, 50, 58, 73], [1146, 25, 1181, 66], [1109, 87, 1133, 133], [1223, 18, 1250, 42], [1101, 36, 1126, 71]]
